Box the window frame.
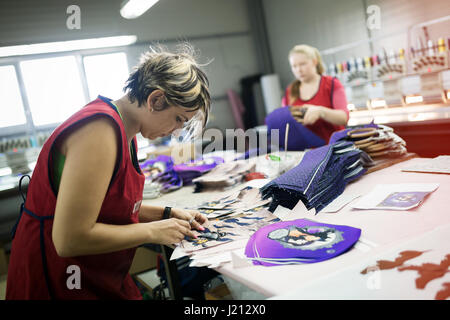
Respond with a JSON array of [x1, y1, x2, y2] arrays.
[[0, 47, 130, 139]]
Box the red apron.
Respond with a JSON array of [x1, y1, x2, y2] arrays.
[[6, 96, 145, 300]]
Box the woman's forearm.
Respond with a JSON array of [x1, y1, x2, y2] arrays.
[[138, 204, 165, 222], [320, 107, 348, 126]]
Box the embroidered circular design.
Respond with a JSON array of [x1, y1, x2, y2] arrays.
[[267, 225, 344, 251]]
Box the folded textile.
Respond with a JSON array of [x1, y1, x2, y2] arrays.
[[265, 107, 326, 151], [260, 141, 366, 213], [245, 219, 361, 266], [329, 124, 407, 160], [174, 156, 224, 185], [192, 159, 256, 192], [140, 155, 182, 193]]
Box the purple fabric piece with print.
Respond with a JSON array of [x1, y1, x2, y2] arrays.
[[265, 107, 326, 151], [245, 219, 361, 266], [174, 156, 224, 185], [140, 155, 183, 192]]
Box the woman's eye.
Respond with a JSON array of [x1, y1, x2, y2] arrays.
[[176, 116, 182, 123]]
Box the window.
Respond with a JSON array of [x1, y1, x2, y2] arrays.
[[20, 56, 86, 126], [0, 65, 26, 128], [83, 52, 130, 101]]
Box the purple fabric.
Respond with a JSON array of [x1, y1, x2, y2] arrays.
[[174, 157, 224, 185], [245, 219, 361, 266], [265, 107, 325, 151], [140, 155, 183, 192]]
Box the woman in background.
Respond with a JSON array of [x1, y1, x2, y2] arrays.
[[282, 44, 349, 142]]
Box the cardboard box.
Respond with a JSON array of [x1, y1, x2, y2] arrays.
[[129, 247, 159, 275], [204, 283, 233, 300]]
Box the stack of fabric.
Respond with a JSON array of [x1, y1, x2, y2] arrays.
[[260, 141, 365, 213], [329, 124, 407, 160], [245, 219, 361, 266], [174, 156, 224, 186], [140, 155, 183, 196], [192, 159, 256, 192]]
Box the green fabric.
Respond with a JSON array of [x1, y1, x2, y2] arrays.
[[51, 101, 137, 192], [52, 148, 66, 192]]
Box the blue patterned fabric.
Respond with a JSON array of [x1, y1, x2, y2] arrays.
[[260, 141, 366, 213]]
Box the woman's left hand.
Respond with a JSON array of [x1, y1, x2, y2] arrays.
[[170, 208, 208, 231], [303, 105, 324, 125]]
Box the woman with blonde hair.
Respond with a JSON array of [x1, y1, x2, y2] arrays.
[[282, 44, 349, 142], [6, 44, 210, 300]]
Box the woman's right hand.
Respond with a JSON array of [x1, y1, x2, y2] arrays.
[[145, 218, 198, 245], [289, 106, 307, 123]]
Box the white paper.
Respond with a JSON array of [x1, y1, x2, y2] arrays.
[[273, 205, 292, 220], [231, 250, 254, 268], [402, 156, 450, 174], [321, 193, 362, 213], [351, 183, 439, 210], [273, 201, 316, 221], [189, 252, 232, 268], [290, 199, 316, 218], [170, 245, 189, 260]]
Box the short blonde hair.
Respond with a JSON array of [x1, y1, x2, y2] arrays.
[[287, 44, 325, 105], [124, 43, 211, 127]]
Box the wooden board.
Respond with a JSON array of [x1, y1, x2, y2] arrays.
[[365, 153, 418, 174]]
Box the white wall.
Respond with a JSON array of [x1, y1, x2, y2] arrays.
[[0, 0, 261, 131]]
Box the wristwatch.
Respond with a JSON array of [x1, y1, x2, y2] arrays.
[[162, 206, 172, 220]]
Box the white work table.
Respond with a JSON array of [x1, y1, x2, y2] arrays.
[[143, 157, 450, 300]]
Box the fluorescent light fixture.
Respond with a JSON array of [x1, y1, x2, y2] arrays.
[[0, 36, 137, 57], [370, 99, 387, 108], [120, 0, 159, 19], [405, 95, 423, 104]]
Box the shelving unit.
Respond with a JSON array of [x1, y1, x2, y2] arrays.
[[323, 15, 450, 112]]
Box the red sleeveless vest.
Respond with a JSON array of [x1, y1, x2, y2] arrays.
[[6, 96, 145, 300]]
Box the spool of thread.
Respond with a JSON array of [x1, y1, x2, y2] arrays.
[[398, 48, 405, 60], [437, 38, 445, 53], [427, 39, 434, 56], [416, 39, 423, 57], [372, 55, 379, 65], [364, 57, 371, 69], [328, 63, 336, 75], [342, 61, 348, 72]]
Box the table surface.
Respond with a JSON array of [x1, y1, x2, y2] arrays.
[[143, 157, 450, 298]]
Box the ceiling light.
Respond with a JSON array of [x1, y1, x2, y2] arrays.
[[0, 36, 137, 57], [120, 0, 159, 19]]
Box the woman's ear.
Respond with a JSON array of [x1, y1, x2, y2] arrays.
[[146, 89, 165, 112]]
